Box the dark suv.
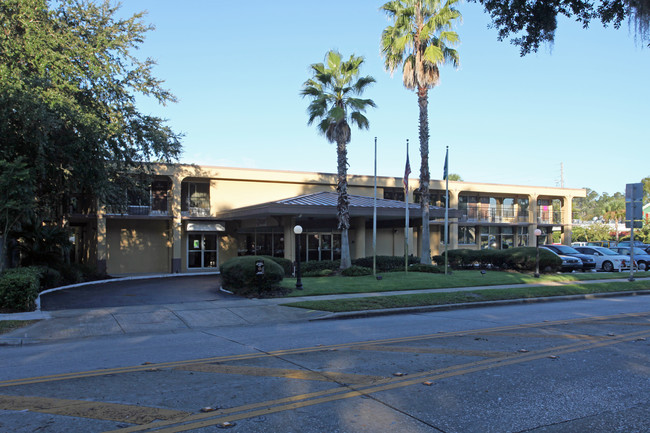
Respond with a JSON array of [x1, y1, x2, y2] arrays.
[[540, 245, 597, 271]]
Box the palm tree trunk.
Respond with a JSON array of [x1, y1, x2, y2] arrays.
[[418, 87, 431, 264], [337, 140, 352, 269]]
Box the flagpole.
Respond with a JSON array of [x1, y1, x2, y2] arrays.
[[404, 139, 410, 273], [444, 146, 449, 275], [373, 137, 377, 277]]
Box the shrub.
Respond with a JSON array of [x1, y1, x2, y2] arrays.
[[303, 269, 335, 277], [0, 267, 41, 312], [32, 266, 63, 290], [352, 255, 419, 272], [220, 256, 285, 296], [258, 256, 293, 277], [408, 263, 444, 273], [341, 265, 372, 276], [442, 247, 561, 273], [302, 260, 340, 273]]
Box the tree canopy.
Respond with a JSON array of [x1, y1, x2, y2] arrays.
[[470, 0, 650, 55], [0, 0, 182, 225]]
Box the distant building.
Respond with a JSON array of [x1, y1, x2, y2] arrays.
[[67, 164, 586, 275]]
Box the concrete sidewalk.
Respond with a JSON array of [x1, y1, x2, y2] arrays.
[[1, 276, 649, 346]]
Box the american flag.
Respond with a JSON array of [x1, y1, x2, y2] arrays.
[[403, 151, 411, 193]]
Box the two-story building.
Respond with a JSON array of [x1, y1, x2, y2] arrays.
[[67, 164, 585, 275]]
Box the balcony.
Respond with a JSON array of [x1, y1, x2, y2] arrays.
[[106, 203, 170, 217], [538, 211, 563, 225], [181, 207, 211, 218], [459, 208, 531, 223]]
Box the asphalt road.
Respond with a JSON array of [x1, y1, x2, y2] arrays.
[[2, 295, 649, 433], [40, 275, 224, 310]]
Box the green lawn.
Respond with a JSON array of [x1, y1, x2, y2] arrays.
[[279, 270, 649, 297], [0, 320, 38, 335], [282, 280, 650, 312]]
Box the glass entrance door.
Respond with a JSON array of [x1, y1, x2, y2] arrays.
[[188, 234, 218, 269]]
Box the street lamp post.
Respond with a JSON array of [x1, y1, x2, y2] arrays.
[[534, 228, 542, 278], [294, 225, 303, 290]]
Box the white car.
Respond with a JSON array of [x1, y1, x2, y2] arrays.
[[574, 246, 633, 272]]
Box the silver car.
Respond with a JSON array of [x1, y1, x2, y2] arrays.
[[574, 246, 633, 272], [608, 247, 650, 271]]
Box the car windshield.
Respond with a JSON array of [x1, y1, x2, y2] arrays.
[[553, 245, 580, 254], [595, 247, 618, 256], [632, 248, 647, 255]]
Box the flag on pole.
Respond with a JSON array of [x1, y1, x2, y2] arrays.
[[443, 147, 449, 180], [403, 146, 411, 193]]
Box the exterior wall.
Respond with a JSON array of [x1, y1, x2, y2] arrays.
[[92, 164, 585, 275], [106, 219, 171, 275]]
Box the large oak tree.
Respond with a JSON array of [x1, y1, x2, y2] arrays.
[[0, 0, 182, 228]]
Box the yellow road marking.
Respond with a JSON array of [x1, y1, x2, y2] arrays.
[[0, 395, 189, 425], [176, 363, 385, 384], [106, 328, 650, 433], [352, 344, 515, 358], [2, 311, 648, 389], [476, 331, 608, 340]]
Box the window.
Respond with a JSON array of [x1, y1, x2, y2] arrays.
[[458, 226, 476, 245], [517, 227, 529, 246], [182, 182, 210, 216], [480, 226, 499, 249], [188, 234, 218, 268], [459, 195, 478, 220], [384, 188, 405, 202], [501, 227, 514, 249], [518, 198, 529, 222], [151, 180, 170, 214], [237, 229, 285, 257], [502, 198, 515, 220]]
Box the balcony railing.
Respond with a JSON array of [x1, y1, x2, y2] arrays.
[[538, 211, 562, 225], [459, 208, 530, 223], [181, 207, 210, 217], [457, 208, 566, 224], [106, 203, 170, 216]]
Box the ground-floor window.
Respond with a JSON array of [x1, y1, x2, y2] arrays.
[[517, 227, 529, 246], [458, 226, 476, 245], [237, 228, 284, 257], [188, 233, 218, 268]]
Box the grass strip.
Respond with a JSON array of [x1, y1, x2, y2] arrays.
[[280, 270, 650, 297], [0, 320, 38, 335], [282, 280, 650, 312]]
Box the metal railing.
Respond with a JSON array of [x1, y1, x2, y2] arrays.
[[106, 203, 170, 216]]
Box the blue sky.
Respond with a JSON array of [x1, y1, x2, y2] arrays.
[[118, 1, 649, 196]]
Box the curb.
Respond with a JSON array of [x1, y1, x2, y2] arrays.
[[310, 290, 650, 321]]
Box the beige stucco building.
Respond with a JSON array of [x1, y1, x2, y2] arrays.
[[67, 164, 586, 276]]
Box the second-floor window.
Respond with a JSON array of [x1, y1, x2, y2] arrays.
[[181, 182, 210, 213]]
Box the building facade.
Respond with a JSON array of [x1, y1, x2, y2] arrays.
[[67, 164, 586, 275]]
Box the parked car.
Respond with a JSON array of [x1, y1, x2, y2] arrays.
[[608, 247, 650, 271], [539, 247, 583, 272], [585, 240, 616, 248], [615, 241, 650, 249], [540, 245, 597, 271], [573, 246, 633, 272]]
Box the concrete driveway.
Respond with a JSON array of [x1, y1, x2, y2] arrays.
[[39, 274, 225, 310]]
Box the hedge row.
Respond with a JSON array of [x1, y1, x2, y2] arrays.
[[432, 247, 561, 272]]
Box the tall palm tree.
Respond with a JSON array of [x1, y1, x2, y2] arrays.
[[381, 0, 460, 264], [301, 50, 376, 269]]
